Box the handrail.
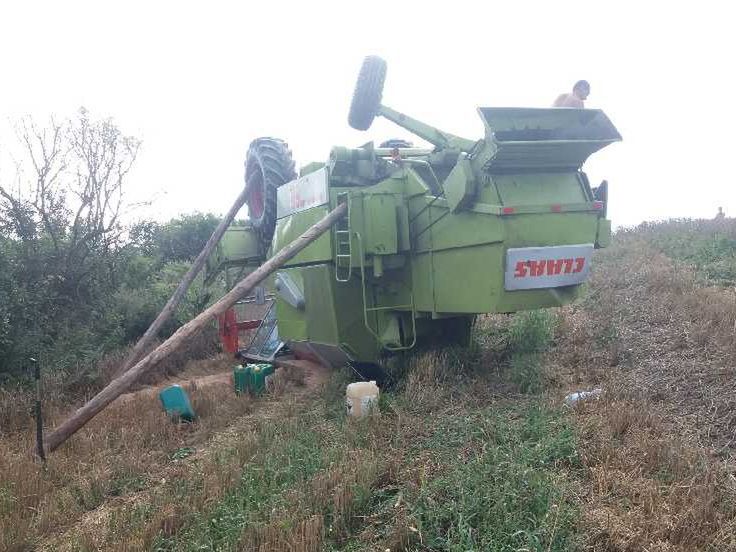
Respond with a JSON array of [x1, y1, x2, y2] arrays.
[[355, 232, 417, 352]]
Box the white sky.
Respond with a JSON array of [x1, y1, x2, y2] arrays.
[[0, 1, 733, 228]]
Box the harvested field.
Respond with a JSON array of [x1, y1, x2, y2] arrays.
[[549, 219, 736, 551], [2, 218, 736, 551]]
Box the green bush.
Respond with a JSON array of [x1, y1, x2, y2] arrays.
[[619, 218, 736, 285], [0, 220, 217, 385]]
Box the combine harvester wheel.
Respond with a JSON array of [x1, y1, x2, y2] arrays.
[[244, 137, 296, 252], [348, 55, 387, 131]]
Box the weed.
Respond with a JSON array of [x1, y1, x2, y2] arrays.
[[409, 404, 579, 551], [169, 447, 196, 461], [509, 353, 543, 394], [508, 309, 556, 354], [108, 472, 148, 497], [620, 218, 736, 285], [502, 310, 558, 394], [153, 416, 331, 551]]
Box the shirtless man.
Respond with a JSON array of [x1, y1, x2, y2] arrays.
[[553, 80, 590, 108]]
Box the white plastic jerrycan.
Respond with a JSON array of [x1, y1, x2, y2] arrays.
[[346, 380, 380, 418]]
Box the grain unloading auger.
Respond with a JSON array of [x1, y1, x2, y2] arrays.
[[207, 55, 621, 368]]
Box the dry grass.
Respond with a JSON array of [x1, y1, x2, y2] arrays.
[[547, 230, 736, 550], [572, 394, 736, 551], [6, 220, 736, 551], [0, 354, 316, 552], [552, 239, 736, 451], [0, 327, 220, 437], [3, 341, 573, 551]]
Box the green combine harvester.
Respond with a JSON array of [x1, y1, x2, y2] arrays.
[[205, 56, 621, 370]]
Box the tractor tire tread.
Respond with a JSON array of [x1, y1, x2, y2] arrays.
[[348, 56, 387, 131], [244, 137, 296, 253]]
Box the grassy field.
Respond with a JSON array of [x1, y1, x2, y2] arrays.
[[3, 217, 736, 551]]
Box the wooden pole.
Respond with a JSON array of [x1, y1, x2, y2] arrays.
[[43, 202, 346, 453], [32, 357, 45, 462], [115, 187, 250, 377]]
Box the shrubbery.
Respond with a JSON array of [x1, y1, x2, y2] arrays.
[[0, 110, 221, 384]]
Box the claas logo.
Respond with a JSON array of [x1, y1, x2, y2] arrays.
[[514, 257, 586, 278]]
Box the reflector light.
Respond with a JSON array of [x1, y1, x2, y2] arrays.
[[593, 201, 604, 210], [551, 204, 562, 213], [502, 207, 515, 215]]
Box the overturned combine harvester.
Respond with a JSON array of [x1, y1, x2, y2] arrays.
[[40, 56, 622, 454], [206, 56, 621, 369]]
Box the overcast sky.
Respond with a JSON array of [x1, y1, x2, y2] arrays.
[[1, 1, 733, 228]]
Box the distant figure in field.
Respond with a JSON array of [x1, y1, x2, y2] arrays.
[[715, 206, 725, 220], [553, 80, 590, 108]]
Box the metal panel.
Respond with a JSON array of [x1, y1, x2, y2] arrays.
[[477, 107, 621, 172], [273, 205, 333, 266], [241, 302, 284, 361], [443, 156, 476, 212], [504, 244, 594, 291], [364, 194, 398, 255], [431, 244, 502, 313], [277, 167, 329, 219], [494, 173, 586, 206], [274, 272, 305, 310]]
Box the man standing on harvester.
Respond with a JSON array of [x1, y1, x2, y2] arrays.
[[553, 80, 590, 108]]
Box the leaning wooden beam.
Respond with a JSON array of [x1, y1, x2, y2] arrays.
[[44, 202, 347, 453], [115, 187, 249, 377]]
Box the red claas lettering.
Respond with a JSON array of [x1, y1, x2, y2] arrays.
[[546, 259, 565, 275], [527, 260, 545, 276], [514, 261, 528, 277], [513, 256, 586, 279]]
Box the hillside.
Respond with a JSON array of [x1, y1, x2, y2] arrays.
[[2, 218, 736, 551]]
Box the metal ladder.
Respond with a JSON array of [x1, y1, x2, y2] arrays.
[[334, 192, 353, 282]]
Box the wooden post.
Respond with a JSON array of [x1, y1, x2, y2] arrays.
[[115, 187, 250, 377], [31, 357, 45, 462], [43, 202, 346, 453]]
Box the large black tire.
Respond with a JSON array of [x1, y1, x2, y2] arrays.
[[348, 56, 387, 131], [244, 137, 296, 252]]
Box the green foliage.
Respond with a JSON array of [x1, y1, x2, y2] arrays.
[[131, 212, 220, 263], [154, 416, 329, 551], [108, 471, 149, 497], [620, 218, 736, 285], [509, 353, 543, 394], [411, 405, 579, 551], [169, 447, 196, 461], [505, 310, 557, 393], [507, 309, 556, 355], [113, 260, 204, 343], [0, 111, 221, 381], [0, 111, 140, 376]]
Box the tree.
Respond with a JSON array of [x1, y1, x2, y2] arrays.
[[0, 109, 141, 374], [154, 212, 221, 263]]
